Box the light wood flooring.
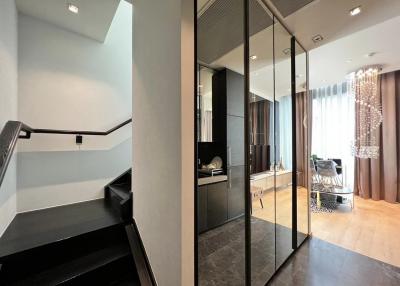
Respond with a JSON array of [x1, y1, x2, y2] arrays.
[[252, 187, 400, 267]]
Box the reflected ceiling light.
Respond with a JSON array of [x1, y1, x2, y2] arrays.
[[350, 6, 361, 16], [312, 34, 324, 43], [365, 52, 376, 58], [250, 55, 257, 60], [282, 48, 291, 55], [67, 3, 79, 14]]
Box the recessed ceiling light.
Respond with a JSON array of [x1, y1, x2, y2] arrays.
[[250, 55, 257, 60], [365, 52, 376, 58], [350, 6, 361, 16], [68, 3, 79, 14], [312, 34, 324, 43], [283, 48, 291, 55]]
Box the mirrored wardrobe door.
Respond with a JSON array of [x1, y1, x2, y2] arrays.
[[197, 0, 246, 285], [294, 41, 310, 247], [248, 1, 275, 284], [273, 17, 294, 269]]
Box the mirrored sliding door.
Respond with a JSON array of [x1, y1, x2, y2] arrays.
[[248, 1, 275, 284], [196, 1, 310, 285], [273, 18, 294, 269], [197, 0, 246, 285], [294, 42, 310, 247]]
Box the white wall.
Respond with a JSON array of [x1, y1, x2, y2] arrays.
[[0, 0, 18, 236], [133, 0, 194, 285], [17, 1, 132, 212]]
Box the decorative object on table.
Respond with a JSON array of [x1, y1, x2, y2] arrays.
[[278, 157, 284, 171], [198, 156, 224, 176], [349, 66, 383, 159]]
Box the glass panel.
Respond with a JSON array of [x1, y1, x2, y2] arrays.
[[198, 66, 214, 142], [294, 42, 309, 246], [248, 1, 275, 284], [197, 0, 245, 285], [273, 18, 294, 269]]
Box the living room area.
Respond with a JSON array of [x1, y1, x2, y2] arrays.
[[307, 9, 400, 268]]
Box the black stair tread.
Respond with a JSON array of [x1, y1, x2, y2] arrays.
[[0, 199, 122, 259], [11, 243, 131, 285], [109, 183, 131, 200]]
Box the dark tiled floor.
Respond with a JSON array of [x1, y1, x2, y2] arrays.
[[199, 218, 400, 286], [269, 237, 400, 286], [198, 217, 307, 286]]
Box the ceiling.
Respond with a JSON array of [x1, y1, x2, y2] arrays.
[[274, 0, 400, 51], [310, 15, 400, 89], [198, 0, 400, 99], [16, 0, 122, 42]]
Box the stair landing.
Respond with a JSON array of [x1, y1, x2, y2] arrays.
[[0, 199, 122, 259]]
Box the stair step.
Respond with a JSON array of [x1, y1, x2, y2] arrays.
[[109, 183, 131, 201], [9, 243, 131, 285], [0, 199, 122, 260]]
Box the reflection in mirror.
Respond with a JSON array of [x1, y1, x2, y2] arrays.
[[274, 19, 294, 269], [197, 66, 214, 142], [248, 2, 275, 285], [197, 0, 245, 285], [295, 42, 310, 246]]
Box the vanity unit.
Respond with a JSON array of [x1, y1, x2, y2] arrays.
[[198, 174, 244, 233]]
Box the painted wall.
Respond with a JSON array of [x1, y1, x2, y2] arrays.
[[133, 0, 194, 285], [17, 2, 132, 212], [0, 0, 18, 236]]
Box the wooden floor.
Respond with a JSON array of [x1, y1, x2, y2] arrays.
[[312, 195, 400, 268], [252, 187, 400, 268]]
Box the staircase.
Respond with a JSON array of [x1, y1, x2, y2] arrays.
[[0, 169, 154, 285]]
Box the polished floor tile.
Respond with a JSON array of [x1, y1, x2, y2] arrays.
[[268, 237, 400, 286]]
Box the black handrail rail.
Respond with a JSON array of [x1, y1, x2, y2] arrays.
[[0, 121, 24, 187], [0, 119, 132, 188], [20, 118, 132, 138]]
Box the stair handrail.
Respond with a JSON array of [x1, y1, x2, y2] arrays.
[[0, 119, 132, 188]]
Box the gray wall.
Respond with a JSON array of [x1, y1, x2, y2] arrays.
[[0, 0, 18, 236], [133, 0, 194, 284], [16, 2, 132, 212]]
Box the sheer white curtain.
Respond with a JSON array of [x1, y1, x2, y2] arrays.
[[312, 82, 355, 189]]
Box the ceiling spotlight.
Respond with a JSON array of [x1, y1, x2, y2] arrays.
[[283, 48, 291, 55], [250, 55, 257, 60], [68, 3, 79, 14], [312, 34, 324, 43], [350, 6, 361, 16], [365, 52, 376, 58]]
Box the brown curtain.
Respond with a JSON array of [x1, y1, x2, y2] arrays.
[[250, 99, 271, 174], [354, 71, 400, 203], [296, 91, 308, 187]]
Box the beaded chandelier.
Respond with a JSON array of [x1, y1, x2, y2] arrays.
[[349, 67, 383, 159]]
